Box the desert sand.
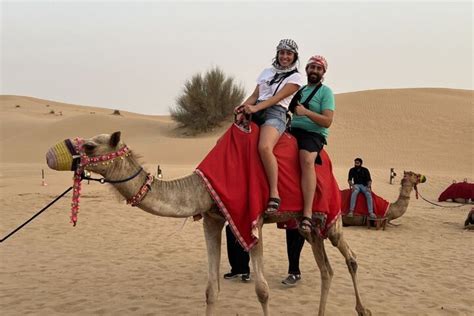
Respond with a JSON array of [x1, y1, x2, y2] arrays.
[[0, 89, 472, 315]]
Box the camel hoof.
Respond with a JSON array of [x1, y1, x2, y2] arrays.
[[357, 308, 372, 316]]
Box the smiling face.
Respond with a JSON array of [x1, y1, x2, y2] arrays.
[[306, 63, 325, 84], [277, 49, 296, 67]]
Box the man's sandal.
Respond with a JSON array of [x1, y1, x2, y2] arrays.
[[298, 216, 313, 234], [265, 197, 281, 215]]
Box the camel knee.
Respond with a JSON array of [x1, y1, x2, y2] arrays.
[[255, 280, 270, 304], [328, 231, 341, 247], [205, 284, 219, 305], [346, 258, 358, 273]]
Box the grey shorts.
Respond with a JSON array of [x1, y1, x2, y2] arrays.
[[262, 105, 287, 134]]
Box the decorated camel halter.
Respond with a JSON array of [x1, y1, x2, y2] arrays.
[[413, 174, 427, 200], [67, 138, 153, 225]]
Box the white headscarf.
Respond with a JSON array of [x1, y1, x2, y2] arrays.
[[272, 39, 299, 74]]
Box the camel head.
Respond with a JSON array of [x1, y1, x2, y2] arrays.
[[401, 171, 426, 187], [46, 132, 129, 225], [46, 131, 126, 175]]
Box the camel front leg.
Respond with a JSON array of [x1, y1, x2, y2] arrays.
[[309, 233, 333, 316], [203, 212, 225, 316], [327, 219, 371, 316], [249, 220, 270, 316]]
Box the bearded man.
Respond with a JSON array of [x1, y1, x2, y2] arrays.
[[288, 55, 335, 234], [347, 158, 374, 218]]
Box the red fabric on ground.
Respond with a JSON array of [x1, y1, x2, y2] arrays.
[[196, 122, 341, 251], [438, 182, 474, 201], [340, 189, 390, 217]]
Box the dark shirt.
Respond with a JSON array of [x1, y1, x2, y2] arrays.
[[348, 167, 372, 186]]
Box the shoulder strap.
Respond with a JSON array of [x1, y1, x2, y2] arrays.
[[301, 83, 322, 107], [287, 85, 304, 113], [272, 69, 297, 96]]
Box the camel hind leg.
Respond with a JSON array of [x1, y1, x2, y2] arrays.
[[308, 231, 333, 316], [249, 219, 270, 316], [327, 218, 371, 316], [203, 211, 225, 316]]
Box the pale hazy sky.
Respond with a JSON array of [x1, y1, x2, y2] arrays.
[[1, 0, 472, 115]]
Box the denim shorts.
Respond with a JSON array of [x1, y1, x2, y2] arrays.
[[262, 105, 287, 134]]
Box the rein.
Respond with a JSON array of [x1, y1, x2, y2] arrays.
[[234, 106, 252, 133], [82, 167, 144, 184], [409, 176, 466, 208], [1, 139, 155, 242], [416, 189, 466, 208], [0, 187, 73, 243]]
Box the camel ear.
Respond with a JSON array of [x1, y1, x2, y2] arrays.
[[110, 131, 121, 148]]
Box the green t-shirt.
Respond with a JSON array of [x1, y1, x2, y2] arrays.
[[290, 84, 335, 139]]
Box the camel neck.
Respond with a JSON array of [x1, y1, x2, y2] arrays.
[[388, 182, 414, 220], [104, 156, 148, 202], [137, 173, 214, 218], [104, 157, 213, 218]]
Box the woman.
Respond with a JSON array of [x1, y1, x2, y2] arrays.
[[237, 39, 302, 214]]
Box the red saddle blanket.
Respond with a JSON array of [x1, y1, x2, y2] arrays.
[[340, 189, 390, 217], [438, 182, 474, 201], [195, 122, 341, 251]]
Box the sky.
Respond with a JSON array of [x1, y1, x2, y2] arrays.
[[1, 0, 472, 115]]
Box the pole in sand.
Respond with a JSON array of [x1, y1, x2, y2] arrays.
[[389, 168, 397, 185], [41, 169, 48, 186], [157, 165, 163, 179]]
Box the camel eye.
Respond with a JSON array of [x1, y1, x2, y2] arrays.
[[83, 143, 96, 153]]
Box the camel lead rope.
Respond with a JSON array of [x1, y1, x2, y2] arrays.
[[0, 186, 73, 243], [417, 190, 466, 208]]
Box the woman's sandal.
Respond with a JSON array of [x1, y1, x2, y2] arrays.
[[298, 216, 313, 234], [265, 197, 281, 215]]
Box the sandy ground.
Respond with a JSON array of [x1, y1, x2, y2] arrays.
[[0, 90, 472, 315]]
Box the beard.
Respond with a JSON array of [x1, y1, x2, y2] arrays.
[[308, 72, 322, 84]]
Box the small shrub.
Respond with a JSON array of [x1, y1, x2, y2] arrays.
[[112, 110, 121, 116], [49, 110, 55, 114], [15, 105, 20, 108], [170, 67, 245, 134]]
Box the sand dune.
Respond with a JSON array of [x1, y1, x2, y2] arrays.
[[0, 89, 472, 315]]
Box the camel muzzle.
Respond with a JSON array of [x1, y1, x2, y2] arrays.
[[46, 138, 82, 171]]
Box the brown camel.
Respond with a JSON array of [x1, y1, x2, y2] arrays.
[[342, 171, 426, 227], [46, 131, 371, 316]]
